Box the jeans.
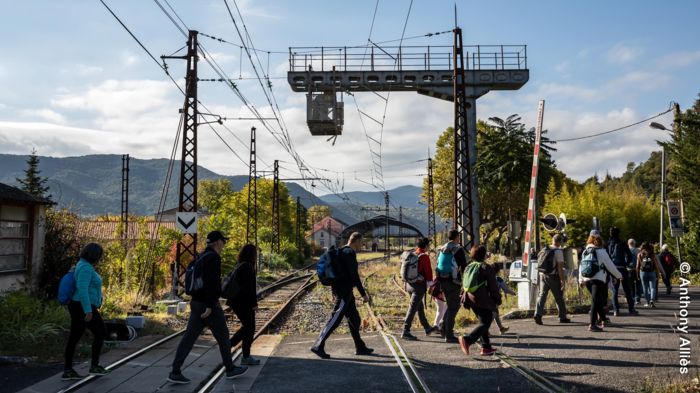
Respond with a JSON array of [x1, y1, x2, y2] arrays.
[[586, 280, 607, 326], [611, 269, 636, 313], [640, 271, 657, 304], [534, 273, 568, 320], [403, 283, 431, 332], [172, 301, 234, 373], [64, 302, 105, 371], [439, 278, 461, 339], [230, 306, 255, 358], [463, 306, 493, 349]]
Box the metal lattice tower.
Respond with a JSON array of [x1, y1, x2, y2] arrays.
[[384, 192, 390, 258], [427, 157, 437, 246], [121, 154, 129, 249], [287, 28, 528, 250], [296, 196, 303, 254], [164, 30, 199, 296], [398, 206, 403, 250], [271, 160, 280, 254], [246, 126, 257, 250]]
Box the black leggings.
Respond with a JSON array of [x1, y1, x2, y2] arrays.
[[586, 280, 607, 326], [64, 301, 105, 371], [230, 306, 256, 357]]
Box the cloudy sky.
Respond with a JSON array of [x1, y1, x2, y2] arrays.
[[1, 0, 698, 195]]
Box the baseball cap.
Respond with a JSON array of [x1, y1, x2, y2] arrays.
[[589, 229, 601, 236], [206, 230, 228, 244]]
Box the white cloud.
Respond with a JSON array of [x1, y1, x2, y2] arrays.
[[60, 64, 103, 76], [122, 52, 140, 67], [655, 50, 700, 69], [605, 43, 644, 64], [20, 108, 67, 124]]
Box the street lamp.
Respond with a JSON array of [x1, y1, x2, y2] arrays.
[[648, 121, 672, 247]]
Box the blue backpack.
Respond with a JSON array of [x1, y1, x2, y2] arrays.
[[317, 246, 340, 286], [58, 267, 76, 305], [437, 251, 454, 274], [580, 247, 601, 278]]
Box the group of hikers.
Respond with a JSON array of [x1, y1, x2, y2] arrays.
[[58, 225, 679, 382]]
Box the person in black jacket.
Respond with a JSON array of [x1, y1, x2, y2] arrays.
[[607, 227, 638, 316], [168, 231, 247, 385], [310, 232, 373, 359], [227, 244, 260, 365]]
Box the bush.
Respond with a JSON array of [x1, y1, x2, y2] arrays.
[[37, 209, 86, 300], [0, 291, 68, 356]]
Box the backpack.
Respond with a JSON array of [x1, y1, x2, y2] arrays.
[[580, 247, 601, 278], [400, 251, 423, 283], [536, 246, 557, 274], [221, 266, 241, 300], [317, 246, 340, 286], [640, 256, 654, 272], [436, 250, 454, 275], [57, 267, 76, 305], [462, 261, 486, 293], [185, 250, 211, 296]]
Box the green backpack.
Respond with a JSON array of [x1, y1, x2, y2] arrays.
[[462, 261, 486, 293]]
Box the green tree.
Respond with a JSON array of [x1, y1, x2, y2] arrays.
[[664, 95, 700, 266], [16, 148, 50, 199]]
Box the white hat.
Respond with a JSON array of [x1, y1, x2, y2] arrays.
[[661, 244, 669, 251]]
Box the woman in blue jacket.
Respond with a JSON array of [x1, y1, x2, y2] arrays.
[[62, 243, 109, 380]]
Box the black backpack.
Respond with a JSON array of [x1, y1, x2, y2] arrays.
[[640, 256, 654, 272], [221, 264, 242, 300], [185, 250, 213, 295], [536, 246, 557, 275]]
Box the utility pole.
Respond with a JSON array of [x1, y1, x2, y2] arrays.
[[246, 127, 257, 252], [121, 154, 129, 254], [271, 160, 280, 256], [427, 157, 437, 247], [296, 196, 303, 255], [385, 191, 390, 259], [399, 206, 403, 250], [163, 30, 199, 297]]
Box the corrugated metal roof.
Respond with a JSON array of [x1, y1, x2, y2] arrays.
[[76, 221, 177, 240]]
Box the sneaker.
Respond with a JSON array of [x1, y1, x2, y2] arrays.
[[650, 301, 656, 308], [559, 318, 572, 323], [167, 372, 190, 384], [457, 336, 471, 355], [533, 315, 543, 325], [241, 356, 261, 366], [613, 310, 619, 317], [424, 326, 436, 336], [643, 303, 650, 307], [61, 369, 84, 381], [89, 365, 110, 375], [310, 346, 331, 359], [225, 366, 248, 379], [634, 300, 641, 305], [480, 347, 497, 356], [355, 347, 374, 356], [629, 309, 639, 316], [499, 326, 510, 335], [588, 325, 604, 332], [444, 336, 458, 344], [401, 332, 418, 341]]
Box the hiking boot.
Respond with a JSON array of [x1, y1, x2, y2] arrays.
[[629, 309, 639, 316], [61, 369, 84, 381], [424, 326, 436, 336], [480, 347, 497, 356], [444, 336, 458, 344], [355, 347, 374, 356], [225, 365, 248, 379], [457, 336, 471, 355], [89, 365, 110, 375], [533, 315, 543, 325], [650, 301, 656, 308], [167, 372, 191, 384], [559, 318, 571, 323], [241, 356, 261, 366], [310, 346, 331, 359], [499, 326, 510, 335], [588, 325, 604, 332], [401, 332, 418, 341]]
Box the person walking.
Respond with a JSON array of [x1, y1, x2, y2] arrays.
[[533, 234, 571, 325], [636, 242, 665, 307], [227, 244, 260, 365], [436, 230, 468, 343], [607, 227, 638, 316], [628, 239, 642, 305], [493, 263, 515, 334], [62, 243, 109, 380], [401, 237, 435, 340], [658, 244, 678, 295], [168, 231, 247, 384], [457, 245, 502, 356], [310, 232, 373, 359], [579, 231, 622, 332]]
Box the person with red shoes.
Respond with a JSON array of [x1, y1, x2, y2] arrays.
[[457, 245, 502, 356], [401, 237, 436, 340]]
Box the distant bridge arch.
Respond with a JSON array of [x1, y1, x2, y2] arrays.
[[339, 215, 424, 247]]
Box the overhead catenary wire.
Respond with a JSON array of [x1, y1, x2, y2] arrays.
[[552, 107, 673, 142]]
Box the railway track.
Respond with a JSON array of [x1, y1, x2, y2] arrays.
[[56, 263, 317, 393]]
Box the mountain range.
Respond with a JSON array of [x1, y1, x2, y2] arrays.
[[0, 154, 432, 233]]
